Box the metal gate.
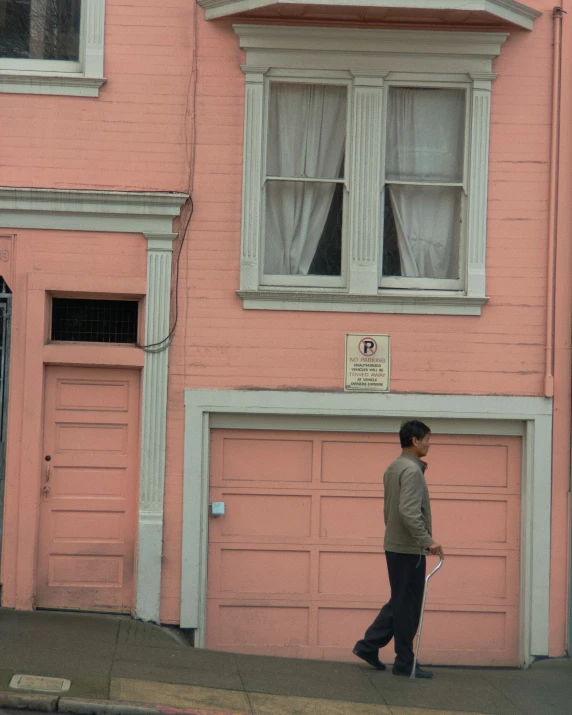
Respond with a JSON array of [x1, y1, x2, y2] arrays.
[[0, 278, 12, 560]]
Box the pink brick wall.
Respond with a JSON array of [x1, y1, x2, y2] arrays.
[[0, 0, 194, 191]]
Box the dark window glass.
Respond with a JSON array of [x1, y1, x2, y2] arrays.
[[0, 0, 81, 60], [51, 299, 139, 344]]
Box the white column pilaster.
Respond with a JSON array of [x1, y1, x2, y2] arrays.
[[83, 0, 106, 78], [348, 75, 385, 294], [240, 67, 267, 291], [467, 74, 495, 297], [135, 231, 176, 622]]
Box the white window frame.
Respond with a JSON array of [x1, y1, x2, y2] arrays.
[[235, 25, 509, 316], [380, 80, 470, 292], [0, 0, 106, 97], [261, 74, 351, 290]]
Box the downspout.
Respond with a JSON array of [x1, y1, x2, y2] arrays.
[[545, 6, 564, 398]]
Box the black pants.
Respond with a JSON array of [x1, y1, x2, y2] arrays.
[[355, 551, 426, 670]]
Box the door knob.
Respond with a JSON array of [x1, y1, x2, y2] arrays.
[[43, 485, 51, 496]]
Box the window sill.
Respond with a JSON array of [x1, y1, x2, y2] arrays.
[[238, 289, 488, 315], [0, 71, 106, 97]]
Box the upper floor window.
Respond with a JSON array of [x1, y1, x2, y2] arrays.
[[0, 0, 105, 96], [236, 25, 509, 316], [381, 86, 466, 291], [0, 0, 81, 62], [263, 81, 467, 293]]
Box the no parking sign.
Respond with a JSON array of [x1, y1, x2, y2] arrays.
[[344, 333, 390, 392]]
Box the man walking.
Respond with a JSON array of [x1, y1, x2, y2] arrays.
[[352, 420, 443, 679]]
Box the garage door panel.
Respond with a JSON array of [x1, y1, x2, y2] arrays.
[[218, 494, 312, 538], [428, 553, 509, 600], [207, 429, 521, 666], [218, 605, 310, 648], [319, 496, 383, 539], [219, 549, 311, 595], [426, 441, 510, 488], [220, 437, 314, 483], [321, 441, 395, 484], [318, 552, 387, 596], [432, 497, 515, 546]]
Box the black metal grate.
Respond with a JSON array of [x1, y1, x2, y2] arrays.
[[51, 298, 139, 344]]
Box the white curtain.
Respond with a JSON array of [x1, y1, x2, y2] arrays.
[[385, 88, 464, 279], [264, 83, 346, 276]]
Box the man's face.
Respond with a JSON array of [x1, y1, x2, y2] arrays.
[[413, 433, 431, 458]]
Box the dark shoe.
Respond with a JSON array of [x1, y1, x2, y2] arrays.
[[352, 647, 386, 670], [392, 664, 433, 679]]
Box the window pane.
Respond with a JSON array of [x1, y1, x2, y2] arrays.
[[382, 185, 461, 280], [265, 180, 343, 276], [385, 88, 465, 183], [0, 0, 81, 60], [267, 82, 347, 180], [51, 299, 139, 343]]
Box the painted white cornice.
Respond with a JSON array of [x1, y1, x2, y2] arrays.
[[203, 0, 540, 29], [235, 24, 511, 59], [0, 187, 188, 234]]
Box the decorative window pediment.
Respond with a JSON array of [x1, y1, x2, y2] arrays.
[[199, 0, 540, 30]]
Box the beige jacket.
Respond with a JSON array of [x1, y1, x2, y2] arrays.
[[383, 451, 433, 555]]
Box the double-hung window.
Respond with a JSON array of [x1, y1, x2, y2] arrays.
[[381, 85, 467, 291], [263, 80, 348, 287], [237, 25, 509, 315], [0, 0, 106, 96]]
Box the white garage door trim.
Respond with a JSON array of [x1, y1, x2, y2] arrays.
[[181, 390, 552, 667]]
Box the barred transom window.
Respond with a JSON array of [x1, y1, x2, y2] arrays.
[[51, 298, 139, 344]]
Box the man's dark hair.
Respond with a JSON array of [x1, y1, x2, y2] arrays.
[[399, 420, 431, 448]]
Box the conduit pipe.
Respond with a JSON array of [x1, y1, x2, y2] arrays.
[[545, 6, 564, 398]]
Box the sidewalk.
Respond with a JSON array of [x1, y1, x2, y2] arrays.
[[0, 609, 569, 715]]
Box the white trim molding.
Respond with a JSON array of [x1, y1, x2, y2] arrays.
[[2, 187, 188, 624], [136, 232, 176, 622], [0, 187, 188, 235], [182, 389, 552, 666], [235, 25, 509, 316], [0, 0, 107, 97], [201, 0, 541, 28]]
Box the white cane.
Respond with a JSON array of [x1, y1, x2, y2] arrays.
[[411, 554, 444, 679]]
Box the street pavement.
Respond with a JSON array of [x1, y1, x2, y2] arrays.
[[0, 609, 569, 715]]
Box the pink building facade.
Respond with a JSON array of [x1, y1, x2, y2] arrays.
[[0, 0, 571, 667]]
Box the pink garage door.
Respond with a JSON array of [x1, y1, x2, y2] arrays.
[[207, 430, 521, 666]]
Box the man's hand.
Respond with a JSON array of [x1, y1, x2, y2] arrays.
[[428, 542, 444, 557]]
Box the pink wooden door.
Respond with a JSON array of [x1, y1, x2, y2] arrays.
[[36, 366, 140, 613], [207, 430, 521, 666]]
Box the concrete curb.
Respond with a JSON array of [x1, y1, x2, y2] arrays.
[[0, 693, 157, 715], [0, 693, 59, 712], [0, 693, 245, 715], [59, 699, 159, 715]]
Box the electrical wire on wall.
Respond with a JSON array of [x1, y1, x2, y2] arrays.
[[137, 1, 199, 354], [137, 195, 194, 354]]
